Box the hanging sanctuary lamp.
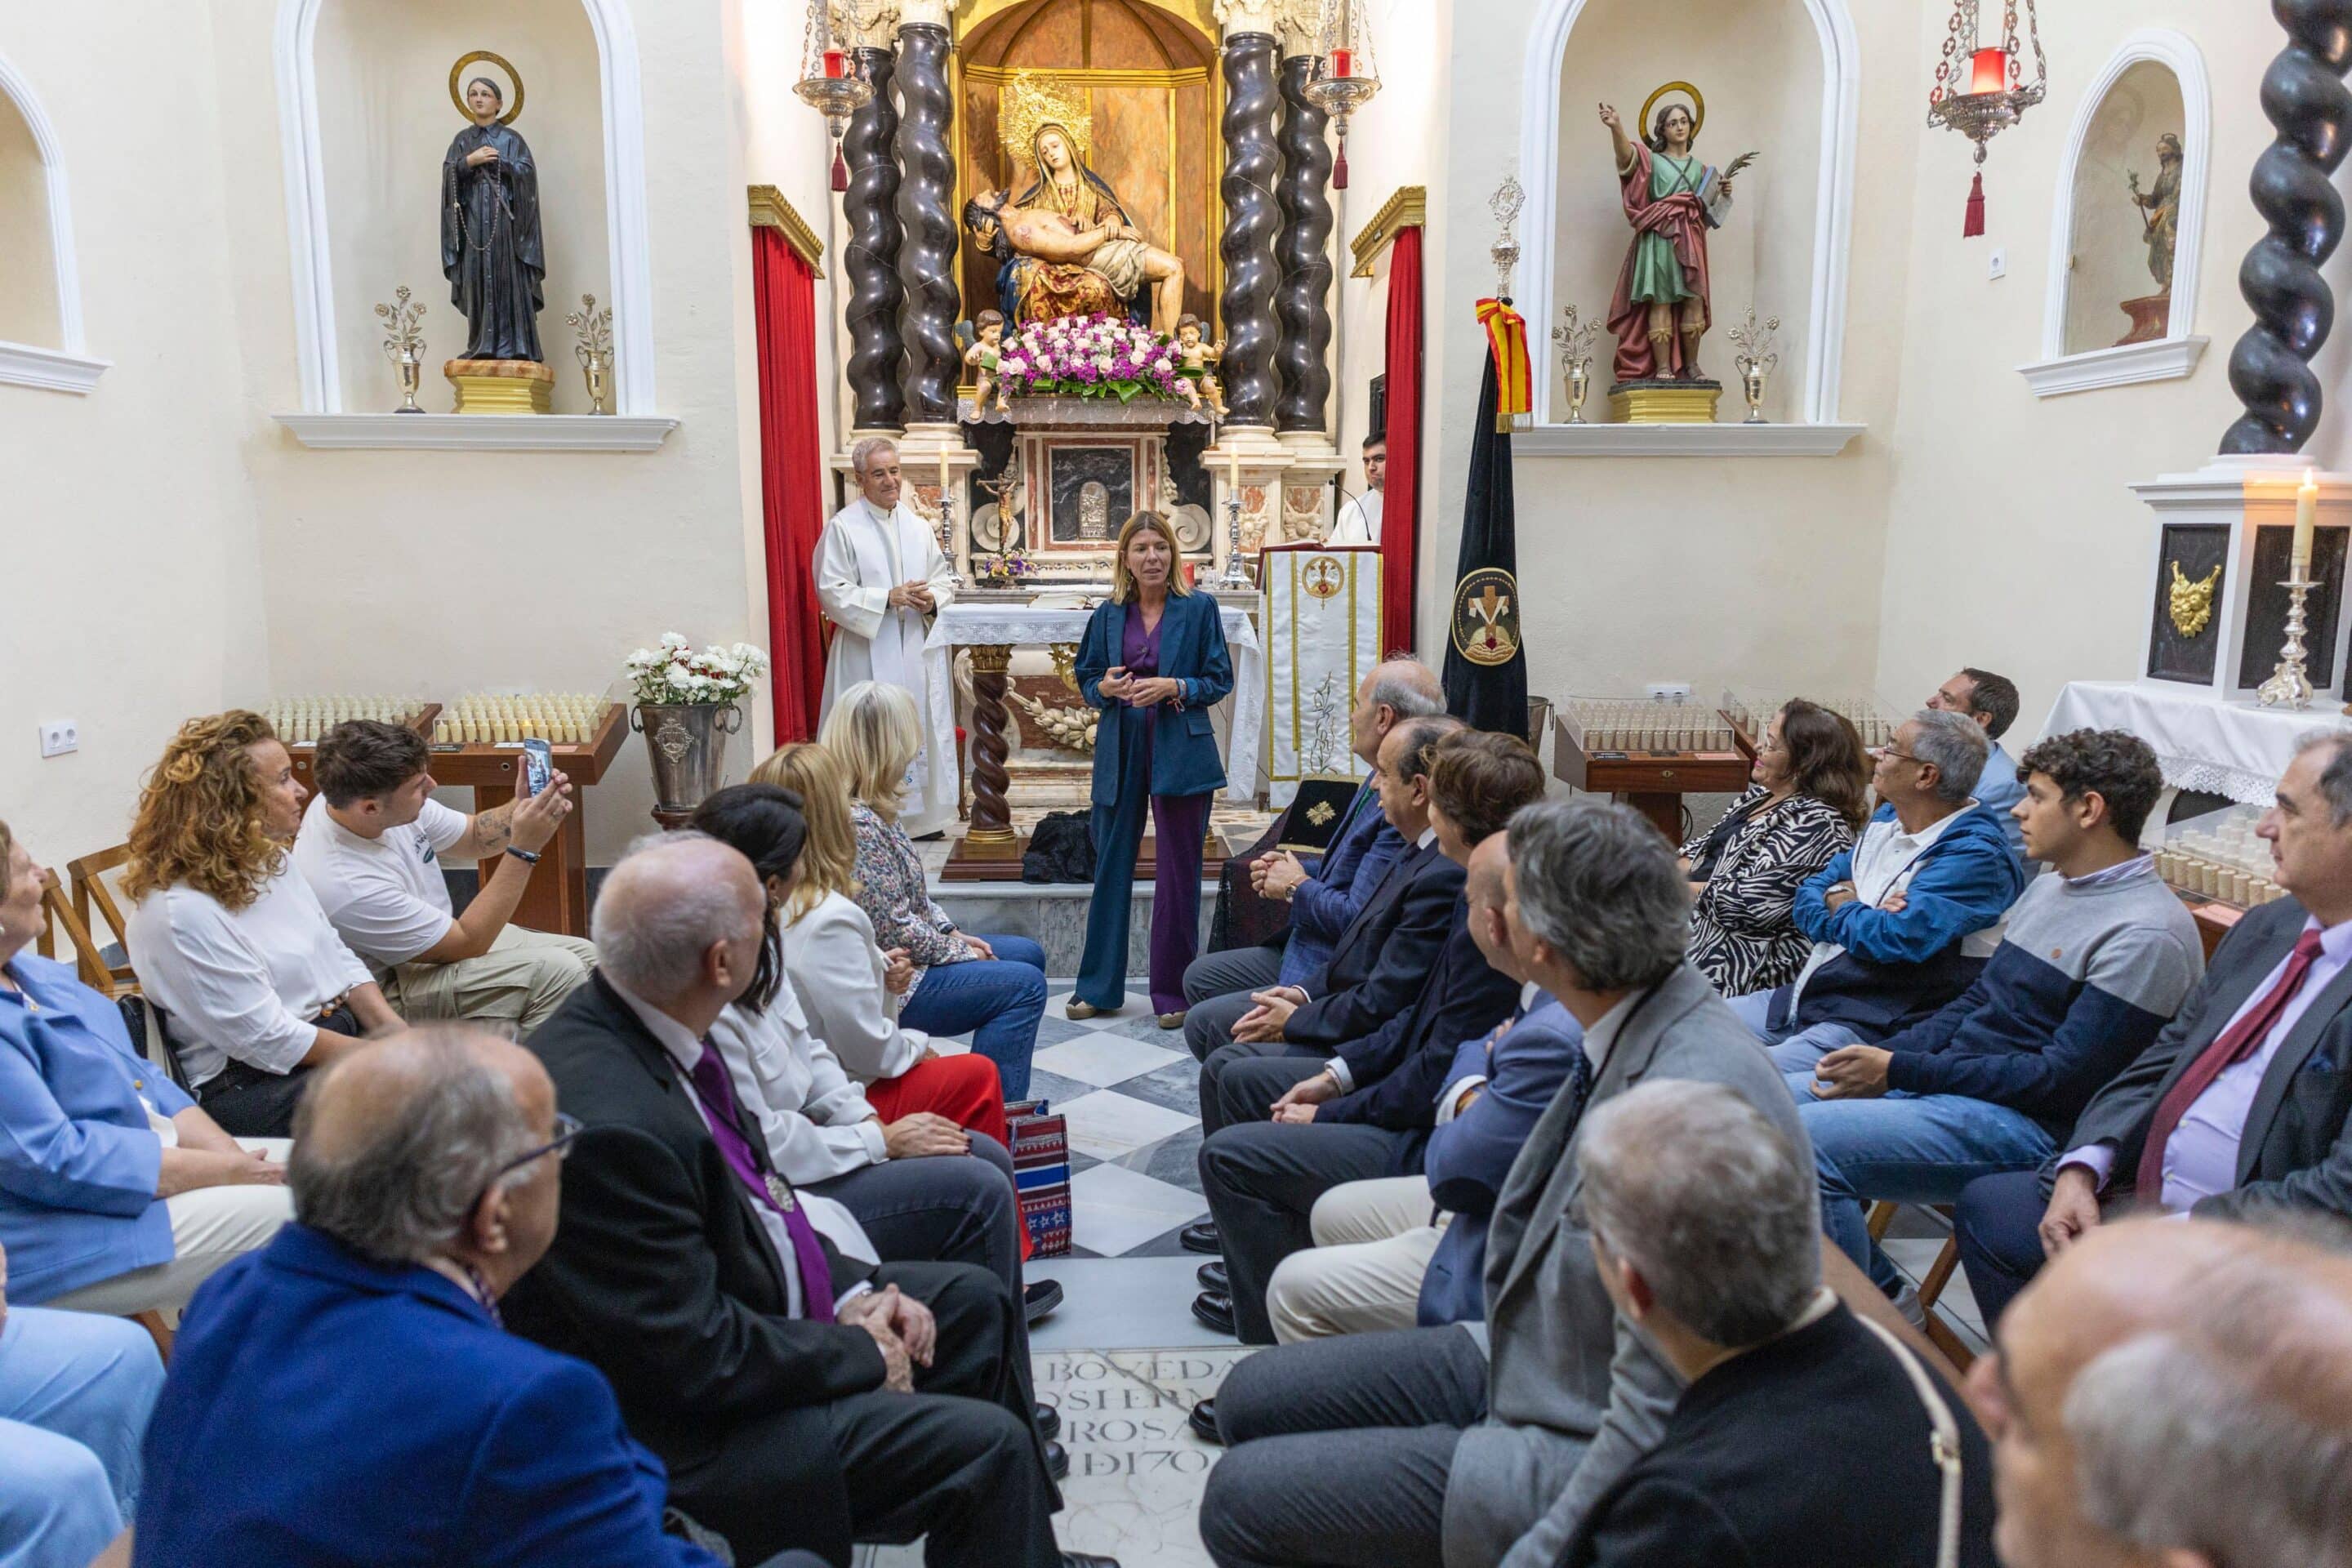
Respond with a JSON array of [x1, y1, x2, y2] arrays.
[[1926, 0, 2047, 237], [1301, 0, 1380, 190], [794, 0, 875, 192]]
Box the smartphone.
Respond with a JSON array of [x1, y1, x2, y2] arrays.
[[521, 737, 555, 798]]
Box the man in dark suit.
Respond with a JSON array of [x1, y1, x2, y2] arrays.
[[505, 835, 1109, 1568], [1956, 733, 2352, 1325], [1192, 734, 1541, 1342], [1557, 1079, 1998, 1568]]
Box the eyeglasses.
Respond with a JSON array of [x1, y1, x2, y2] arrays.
[[494, 1111, 583, 1180], [1880, 748, 1925, 766]]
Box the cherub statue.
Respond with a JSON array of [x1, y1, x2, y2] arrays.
[[964, 309, 1010, 413], [1174, 314, 1227, 416]]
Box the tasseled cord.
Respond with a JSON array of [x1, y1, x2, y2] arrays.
[[1962, 171, 1985, 238], [1334, 145, 1350, 190], [831, 140, 850, 194]]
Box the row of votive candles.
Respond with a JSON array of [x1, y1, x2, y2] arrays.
[[2156, 848, 2286, 907], [266, 697, 427, 743], [432, 694, 609, 746], [1567, 699, 1735, 755], [1723, 693, 1901, 750]]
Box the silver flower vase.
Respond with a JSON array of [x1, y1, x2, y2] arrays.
[[632, 702, 746, 818]]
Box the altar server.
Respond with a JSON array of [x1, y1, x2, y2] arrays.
[[1327, 433, 1385, 546], [815, 437, 960, 837]]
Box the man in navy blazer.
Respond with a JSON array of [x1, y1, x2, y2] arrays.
[[135, 1026, 751, 1568]]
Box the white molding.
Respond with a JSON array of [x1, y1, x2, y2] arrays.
[[1517, 0, 1857, 428], [273, 412, 679, 451], [0, 47, 101, 382], [274, 0, 656, 415], [2035, 29, 2210, 371], [2019, 334, 2208, 397], [0, 341, 110, 394], [1515, 421, 1864, 458]]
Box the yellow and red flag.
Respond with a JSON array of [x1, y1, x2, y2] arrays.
[[1475, 297, 1531, 432]]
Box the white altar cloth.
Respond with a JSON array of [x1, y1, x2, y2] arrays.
[[2043, 679, 2352, 805], [926, 599, 1266, 800]]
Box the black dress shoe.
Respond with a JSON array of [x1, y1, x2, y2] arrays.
[[1035, 1401, 1061, 1441], [1025, 1278, 1065, 1325], [1045, 1440, 1069, 1482], [1196, 1260, 1228, 1294], [1192, 1290, 1236, 1335], [1179, 1221, 1222, 1254], [1188, 1397, 1224, 1445], [1060, 1556, 1120, 1567]]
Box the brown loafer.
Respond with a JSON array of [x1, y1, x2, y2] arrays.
[[1066, 999, 1103, 1020], [1157, 1010, 1187, 1030]]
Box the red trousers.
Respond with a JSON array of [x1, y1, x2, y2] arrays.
[[863, 1052, 1029, 1259]]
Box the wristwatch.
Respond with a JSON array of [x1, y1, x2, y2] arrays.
[[506, 846, 541, 866]]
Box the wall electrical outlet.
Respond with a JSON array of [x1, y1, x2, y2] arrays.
[[39, 721, 78, 759], [1988, 247, 2007, 280], [1645, 682, 1694, 702]]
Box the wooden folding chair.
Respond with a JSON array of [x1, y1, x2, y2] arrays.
[[1866, 1200, 1977, 1372], [66, 844, 137, 978], [34, 867, 132, 996]]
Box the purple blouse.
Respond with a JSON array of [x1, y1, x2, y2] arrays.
[[1122, 601, 1165, 677]]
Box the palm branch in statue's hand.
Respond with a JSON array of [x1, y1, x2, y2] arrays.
[[1722, 150, 1761, 180]]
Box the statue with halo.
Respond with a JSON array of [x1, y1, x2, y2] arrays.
[[441, 52, 550, 411]]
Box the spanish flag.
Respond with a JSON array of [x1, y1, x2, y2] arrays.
[[1476, 297, 1531, 433]]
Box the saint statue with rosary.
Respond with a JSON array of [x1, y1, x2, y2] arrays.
[[440, 60, 546, 364]]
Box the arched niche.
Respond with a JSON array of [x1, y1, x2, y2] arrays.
[[1517, 0, 1857, 439], [2020, 30, 2209, 398], [274, 0, 655, 421], [0, 48, 107, 394]]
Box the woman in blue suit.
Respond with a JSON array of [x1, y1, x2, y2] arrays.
[[1071, 511, 1232, 1027]]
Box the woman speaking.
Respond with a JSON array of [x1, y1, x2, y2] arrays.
[[1069, 511, 1233, 1027]]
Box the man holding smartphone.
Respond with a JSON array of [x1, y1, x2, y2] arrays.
[[293, 719, 597, 1035]]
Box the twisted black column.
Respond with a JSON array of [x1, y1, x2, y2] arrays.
[[895, 22, 960, 423], [844, 46, 906, 430], [1219, 31, 1282, 425], [2222, 0, 2352, 454], [1274, 54, 1334, 433]]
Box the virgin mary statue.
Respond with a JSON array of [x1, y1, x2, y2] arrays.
[[975, 118, 1186, 332], [441, 75, 546, 363]]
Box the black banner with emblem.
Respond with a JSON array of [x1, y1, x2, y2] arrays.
[[1441, 343, 1529, 738]]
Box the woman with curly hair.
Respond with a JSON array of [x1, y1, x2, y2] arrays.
[[124, 710, 397, 1136]]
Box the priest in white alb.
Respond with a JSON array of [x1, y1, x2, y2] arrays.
[[815, 435, 961, 836]]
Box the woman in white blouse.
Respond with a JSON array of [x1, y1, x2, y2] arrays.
[[694, 782, 1051, 1316], [123, 712, 399, 1136]]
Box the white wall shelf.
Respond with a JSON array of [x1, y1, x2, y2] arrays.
[[273, 413, 679, 452], [2018, 336, 2208, 399], [0, 341, 109, 394], [1515, 422, 1864, 457]]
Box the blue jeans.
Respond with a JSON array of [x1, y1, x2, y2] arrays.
[[1799, 1092, 2057, 1295], [899, 933, 1048, 1099], [1726, 987, 1865, 1079], [0, 1307, 164, 1568]]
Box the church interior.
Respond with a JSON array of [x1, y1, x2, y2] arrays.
[[7, 0, 2352, 1564]]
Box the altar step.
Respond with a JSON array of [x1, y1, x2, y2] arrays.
[[931, 880, 1218, 975]]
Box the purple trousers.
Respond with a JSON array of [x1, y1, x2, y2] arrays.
[[1076, 720, 1214, 1014]]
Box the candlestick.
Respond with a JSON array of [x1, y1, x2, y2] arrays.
[[2294, 468, 2319, 574], [2258, 572, 2318, 710], [1220, 493, 1253, 590], [937, 487, 965, 594]]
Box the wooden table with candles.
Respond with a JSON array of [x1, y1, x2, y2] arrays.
[[1552, 701, 1754, 842]]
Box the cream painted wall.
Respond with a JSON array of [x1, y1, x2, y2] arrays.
[[2061, 60, 2184, 356], [0, 95, 60, 347], [312, 0, 612, 414], [0, 9, 270, 858], [1552, 0, 1821, 423], [1871, 1, 2285, 747]]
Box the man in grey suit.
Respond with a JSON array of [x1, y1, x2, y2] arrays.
[[1198, 800, 1812, 1568]]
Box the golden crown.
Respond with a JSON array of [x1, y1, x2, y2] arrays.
[[998, 72, 1093, 172]]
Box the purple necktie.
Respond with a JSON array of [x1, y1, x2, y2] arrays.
[[686, 1047, 835, 1323]]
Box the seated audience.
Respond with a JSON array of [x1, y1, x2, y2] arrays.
[[1199, 800, 1807, 1568], [292, 719, 596, 1034], [757, 743, 1016, 1153], [1797, 729, 2202, 1313], [1969, 1218, 2352, 1568], [821, 681, 1048, 1097], [1183, 657, 1441, 1011], [1957, 730, 2352, 1323], [1, 819, 292, 1312], [506, 834, 1104, 1568], [123, 711, 399, 1137], [133, 1027, 748, 1568], [1193, 734, 1538, 1343], [1558, 1080, 1998, 1568], [0, 1241, 166, 1568], [1680, 697, 1869, 996], [1730, 708, 2026, 1081], [694, 782, 1056, 1323], [1927, 665, 2027, 857]]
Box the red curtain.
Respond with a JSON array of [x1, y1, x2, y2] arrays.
[[753, 225, 830, 742], [1380, 225, 1424, 653]]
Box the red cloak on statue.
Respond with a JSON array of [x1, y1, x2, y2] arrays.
[[1606, 141, 1717, 384]]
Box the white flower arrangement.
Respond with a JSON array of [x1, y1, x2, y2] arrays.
[[624, 634, 769, 706]]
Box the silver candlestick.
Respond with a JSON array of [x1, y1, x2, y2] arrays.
[[937, 486, 965, 593], [2257, 574, 2318, 710], [1221, 494, 1253, 590]]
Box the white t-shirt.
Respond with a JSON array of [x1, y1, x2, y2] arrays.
[[1329, 488, 1383, 546], [292, 793, 469, 970], [126, 865, 374, 1086]]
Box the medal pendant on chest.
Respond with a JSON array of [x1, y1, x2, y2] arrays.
[[764, 1173, 798, 1212]]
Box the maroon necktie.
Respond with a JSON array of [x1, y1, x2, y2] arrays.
[[2136, 927, 2326, 1201], [686, 1046, 835, 1322]]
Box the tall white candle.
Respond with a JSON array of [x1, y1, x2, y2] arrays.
[[2295, 468, 2319, 576]]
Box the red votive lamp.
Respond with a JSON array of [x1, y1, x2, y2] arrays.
[[1968, 46, 2007, 95], [823, 48, 849, 78], [1330, 47, 1353, 78]]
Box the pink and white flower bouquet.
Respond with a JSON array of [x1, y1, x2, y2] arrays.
[[994, 313, 1185, 404]]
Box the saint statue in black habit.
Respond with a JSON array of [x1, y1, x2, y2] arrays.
[[441, 75, 544, 363]]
